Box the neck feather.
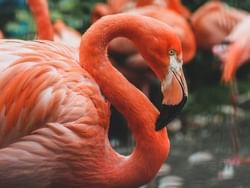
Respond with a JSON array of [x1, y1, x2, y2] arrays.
[[28, 0, 54, 40], [80, 14, 169, 186]]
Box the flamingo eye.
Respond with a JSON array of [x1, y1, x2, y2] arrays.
[[168, 49, 176, 56]]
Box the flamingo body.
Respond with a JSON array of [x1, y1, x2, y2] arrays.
[[191, 1, 248, 49], [213, 16, 250, 82]]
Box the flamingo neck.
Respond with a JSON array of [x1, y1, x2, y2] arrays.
[[80, 15, 169, 186], [28, 0, 54, 40]]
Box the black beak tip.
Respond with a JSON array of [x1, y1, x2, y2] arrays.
[[155, 96, 187, 131]]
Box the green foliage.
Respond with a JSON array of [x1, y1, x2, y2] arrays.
[[49, 0, 105, 31]]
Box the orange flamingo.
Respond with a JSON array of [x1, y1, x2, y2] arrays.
[[0, 14, 188, 187], [136, 0, 191, 18], [191, 1, 248, 50]]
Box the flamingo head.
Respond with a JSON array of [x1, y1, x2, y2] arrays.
[[137, 23, 188, 130]]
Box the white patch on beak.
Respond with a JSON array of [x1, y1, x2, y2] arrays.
[[161, 55, 183, 93]]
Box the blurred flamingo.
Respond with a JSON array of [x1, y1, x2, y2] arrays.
[[0, 14, 188, 187], [27, 0, 53, 40], [213, 16, 250, 82], [136, 0, 191, 19], [191, 1, 248, 50], [212, 16, 250, 167], [28, 0, 81, 48]]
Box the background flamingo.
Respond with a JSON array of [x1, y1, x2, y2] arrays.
[[191, 1, 248, 50], [28, 0, 81, 48], [0, 14, 188, 187], [212, 16, 250, 168], [27, 0, 53, 40]]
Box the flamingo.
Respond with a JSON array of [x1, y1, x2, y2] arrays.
[[213, 16, 250, 82], [191, 1, 248, 50], [0, 14, 188, 187], [0, 30, 4, 39]]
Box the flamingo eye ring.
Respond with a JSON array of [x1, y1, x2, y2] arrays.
[[168, 49, 176, 56]]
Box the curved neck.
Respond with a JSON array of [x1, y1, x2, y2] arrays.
[[28, 0, 54, 40], [80, 15, 169, 186]]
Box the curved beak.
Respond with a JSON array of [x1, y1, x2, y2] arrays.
[[155, 55, 188, 131]]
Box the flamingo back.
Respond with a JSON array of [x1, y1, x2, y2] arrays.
[[0, 40, 109, 147]]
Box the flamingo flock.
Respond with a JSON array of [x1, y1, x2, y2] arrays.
[[0, 0, 250, 187]]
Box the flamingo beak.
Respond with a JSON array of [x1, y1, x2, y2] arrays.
[[155, 55, 188, 131], [155, 95, 187, 131]]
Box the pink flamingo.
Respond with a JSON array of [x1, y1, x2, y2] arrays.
[[191, 1, 248, 50], [213, 16, 250, 167]]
